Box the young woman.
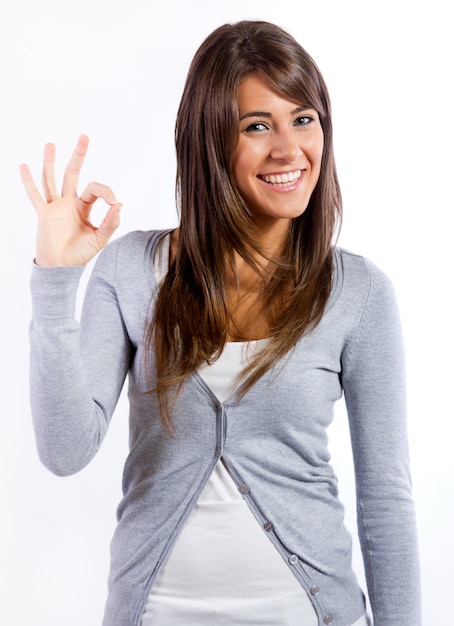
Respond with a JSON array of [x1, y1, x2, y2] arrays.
[[21, 20, 420, 626]]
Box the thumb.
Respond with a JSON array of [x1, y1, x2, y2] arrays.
[[96, 202, 122, 243]]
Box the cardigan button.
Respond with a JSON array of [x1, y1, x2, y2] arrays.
[[288, 554, 298, 565], [323, 615, 333, 624], [310, 585, 320, 595], [263, 521, 274, 532], [239, 484, 250, 494]]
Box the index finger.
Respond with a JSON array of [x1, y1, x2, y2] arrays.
[[61, 134, 90, 197]]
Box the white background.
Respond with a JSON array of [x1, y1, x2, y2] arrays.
[[1, 0, 452, 624]]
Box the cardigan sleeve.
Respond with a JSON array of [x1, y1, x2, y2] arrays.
[[29, 238, 131, 476], [341, 260, 421, 626]]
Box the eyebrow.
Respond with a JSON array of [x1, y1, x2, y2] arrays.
[[239, 105, 312, 121]]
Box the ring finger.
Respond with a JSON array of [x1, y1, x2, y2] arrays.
[[42, 142, 59, 203]]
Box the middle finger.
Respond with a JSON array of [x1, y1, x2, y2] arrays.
[[62, 135, 90, 197]]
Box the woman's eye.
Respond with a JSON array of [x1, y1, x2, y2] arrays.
[[245, 122, 269, 133], [294, 116, 313, 126]]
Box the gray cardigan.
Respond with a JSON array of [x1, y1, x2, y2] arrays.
[[29, 230, 420, 626]]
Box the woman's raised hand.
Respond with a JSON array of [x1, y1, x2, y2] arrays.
[[20, 135, 122, 266]]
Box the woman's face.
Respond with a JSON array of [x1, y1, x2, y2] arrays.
[[233, 74, 324, 238]]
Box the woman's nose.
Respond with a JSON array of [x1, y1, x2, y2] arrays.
[[270, 129, 300, 161]]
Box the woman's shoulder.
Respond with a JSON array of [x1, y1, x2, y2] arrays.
[[334, 246, 395, 288], [98, 228, 171, 262], [333, 246, 399, 313], [91, 229, 172, 284], [108, 229, 171, 255]]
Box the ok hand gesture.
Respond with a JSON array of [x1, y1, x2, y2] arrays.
[[20, 135, 122, 266]]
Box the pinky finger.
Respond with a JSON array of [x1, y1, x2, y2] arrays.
[[19, 164, 46, 211]]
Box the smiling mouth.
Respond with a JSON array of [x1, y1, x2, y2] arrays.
[[259, 170, 302, 186]]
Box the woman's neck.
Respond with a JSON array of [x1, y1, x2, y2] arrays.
[[169, 226, 288, 342]]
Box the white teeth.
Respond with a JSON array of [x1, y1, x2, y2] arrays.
[[262, 170, 301, 185]]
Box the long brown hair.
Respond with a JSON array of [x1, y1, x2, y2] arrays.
[[146, 20, 342, 432]]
